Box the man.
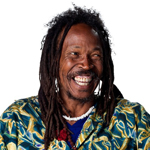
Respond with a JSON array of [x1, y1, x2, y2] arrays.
[[0, 5, 150, 150]]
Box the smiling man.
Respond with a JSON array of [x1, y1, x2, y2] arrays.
[[59, 23, 103, 103], [0, 5, 150, 150]]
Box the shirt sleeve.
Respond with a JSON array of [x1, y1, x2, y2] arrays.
[[136, 104, 150, 149], [0, 108, 18, 150]]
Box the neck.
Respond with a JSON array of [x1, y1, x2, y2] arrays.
[[62, 99, 94, 125]]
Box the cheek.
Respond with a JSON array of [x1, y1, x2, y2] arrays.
[[94, 62, 103, 77], [59, 63, 71, 83], [59, 59, 76, 75], [59, 60, 75, 89]]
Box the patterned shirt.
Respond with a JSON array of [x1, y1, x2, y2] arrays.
[[0, 96, 150, 150]]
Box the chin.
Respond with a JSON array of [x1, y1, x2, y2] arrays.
[[67, 91, 94, 104]]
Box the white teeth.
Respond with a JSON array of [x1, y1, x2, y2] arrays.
[[75, 81, 89, 86], [74, 76, 92, 86]]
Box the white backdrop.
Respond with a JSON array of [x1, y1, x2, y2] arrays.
[[0, 0, 150, 114]]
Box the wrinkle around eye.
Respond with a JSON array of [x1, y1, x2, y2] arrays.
[[91, 55, 103, 62], [66, 50, 81, 58]]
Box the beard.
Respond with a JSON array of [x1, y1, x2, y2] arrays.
[[66, 90, 94, 104], [59, 69, 100, 104]]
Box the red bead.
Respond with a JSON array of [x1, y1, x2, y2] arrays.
[[68, 135, 71, 139], [68, 139, 72, 142]]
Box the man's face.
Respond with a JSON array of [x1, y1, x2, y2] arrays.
[[59, 23, 103, 102]]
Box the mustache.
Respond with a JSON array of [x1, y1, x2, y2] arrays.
[[67, 70, 100, 80]]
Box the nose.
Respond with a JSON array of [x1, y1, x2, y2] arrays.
[[79, 55, 93, 70]]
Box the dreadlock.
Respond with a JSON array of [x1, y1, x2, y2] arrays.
[[38, 5, 120, 149]]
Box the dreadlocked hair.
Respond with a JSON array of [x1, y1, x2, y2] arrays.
[[38, 5, 116, 149]]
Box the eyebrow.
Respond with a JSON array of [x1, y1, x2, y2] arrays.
[[93, 46, 102, 51], [68, 45, 103, 53], [71, 45, 102, 49], [72, 45, 81, 48]]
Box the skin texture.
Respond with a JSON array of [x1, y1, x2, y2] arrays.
[[59, 23, 103, 123]]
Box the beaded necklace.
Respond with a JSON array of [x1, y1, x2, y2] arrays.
[[62, 106, 94, 121]]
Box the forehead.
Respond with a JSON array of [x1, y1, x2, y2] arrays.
[[61, 23, 101, 46], [66, 23, 98, 38]]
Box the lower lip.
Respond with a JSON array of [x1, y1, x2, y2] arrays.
[[72, 79, 93, 89], [75, 80, 90, 86]]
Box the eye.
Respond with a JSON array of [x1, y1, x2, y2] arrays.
[[93, 54, 100, 57], [91, 53, 102, 60], [70, 52, 78, 56], [69, 52, 80, 59]]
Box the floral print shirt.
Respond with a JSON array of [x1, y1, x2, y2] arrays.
[[0, 96, 150, 150]]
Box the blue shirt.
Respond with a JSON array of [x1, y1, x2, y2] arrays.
[[66, 117, 88, 148]]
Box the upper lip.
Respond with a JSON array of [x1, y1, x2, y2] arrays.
[[69, 71, 95, 77]]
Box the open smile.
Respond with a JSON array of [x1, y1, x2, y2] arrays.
[[73, 75, 93, 86]]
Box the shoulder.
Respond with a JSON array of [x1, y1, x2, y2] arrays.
[[0, 97, 45, 149], [116, 98, 149, 114], [113, 98, 150, 126], [0, 96, 40, 121], [0, 96, 41, 136], [116, 98, 140, 109], [109, 99, 150, 148]]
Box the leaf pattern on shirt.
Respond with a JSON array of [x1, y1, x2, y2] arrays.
[[0, 96, 150, 150]]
